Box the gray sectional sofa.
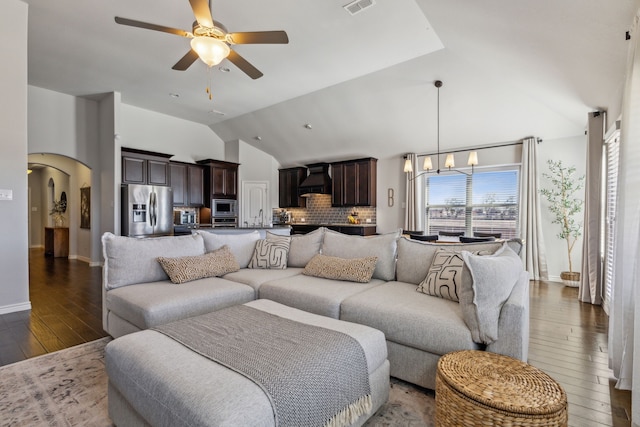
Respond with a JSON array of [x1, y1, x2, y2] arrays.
[[102, 228, 529, 390]]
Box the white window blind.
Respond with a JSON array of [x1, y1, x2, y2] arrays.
[[424, 167, 520, 238], [602, 129, 620, 315]]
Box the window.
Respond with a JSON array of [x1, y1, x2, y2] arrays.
[[602, 127, 620, 315], [424, 167, 520, 238]]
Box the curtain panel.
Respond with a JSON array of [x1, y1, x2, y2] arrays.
[[404, 154, 424, 233], [579, 112, 605, 304], [609, 9, 640, 402], [518, 137, 548, 280]]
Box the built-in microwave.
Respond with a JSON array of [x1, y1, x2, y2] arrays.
[[212, 199, 237, 218]]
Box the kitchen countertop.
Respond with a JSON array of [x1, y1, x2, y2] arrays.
[[290, 222, 376, 227]]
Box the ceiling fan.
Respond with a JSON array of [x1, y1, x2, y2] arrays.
[[114, 0, 289, 79]]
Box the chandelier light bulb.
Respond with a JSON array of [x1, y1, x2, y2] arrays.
[[445, 154, 455, 168], [403, 158, 413, 173], [423, 156, 433, 171]]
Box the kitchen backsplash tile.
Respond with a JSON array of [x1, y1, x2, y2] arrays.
[[285, 194, 376, 224]]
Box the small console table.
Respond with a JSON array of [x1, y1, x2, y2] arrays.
[[44, 227, 69, 258]]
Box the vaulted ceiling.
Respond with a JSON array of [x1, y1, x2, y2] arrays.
[[23, 0, 639, 166]]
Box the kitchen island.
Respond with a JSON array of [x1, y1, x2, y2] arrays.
[[196, 225, 291, 239], [290, 223, 376, 236]]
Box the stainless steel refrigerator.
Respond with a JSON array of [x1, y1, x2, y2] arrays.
[[121, 184, 173, 237]]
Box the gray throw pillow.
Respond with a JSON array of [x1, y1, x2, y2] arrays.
[[321, 229, 400, 281], [460, 243, 524, 344], [268, 228, 324, 267], [198, 231, 260, 268]]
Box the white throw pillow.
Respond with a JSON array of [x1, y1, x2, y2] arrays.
[[248, 238, 290, 269], [460, 243, 524, 344]]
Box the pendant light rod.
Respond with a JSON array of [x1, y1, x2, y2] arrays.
[[404, 79, 479, 179], [435, 80, 442, 173]]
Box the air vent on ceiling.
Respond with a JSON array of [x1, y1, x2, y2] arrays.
[[343, 0, 375, 16]]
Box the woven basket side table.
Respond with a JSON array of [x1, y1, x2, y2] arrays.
[[436, 350, 567, 427]]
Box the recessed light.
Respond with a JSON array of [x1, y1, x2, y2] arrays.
[[169, 93, 180, 98], [304, 123, 312, 130], [254, 136, 262, 141], [219, 67, 230, 73]]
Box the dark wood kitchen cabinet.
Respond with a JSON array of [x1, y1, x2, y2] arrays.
[[121, 148, 172, 186], [331, 157, 377, 207], [279, 167, 307, 208], [170, 162, 204, 207], [197, 159, 239, 203]]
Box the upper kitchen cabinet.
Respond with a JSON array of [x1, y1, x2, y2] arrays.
[[197, 159, 239, 202], [279, 167, 307, 208], [170, 162, 205, 207], [331, 157, 377, 207], [121, 148, 172, 186]]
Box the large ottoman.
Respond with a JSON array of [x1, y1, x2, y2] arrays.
[[105, 299, 390, 427]]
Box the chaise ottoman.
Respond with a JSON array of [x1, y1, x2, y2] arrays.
[[105, 299, 390, 427]]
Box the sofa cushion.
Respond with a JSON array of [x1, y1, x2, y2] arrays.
[[157, 245, 240, 284], [258, 275, 385, 319], [248, 239, 290, 269], [460, 243, 524, 344], [269, 228, 324, 267], [340, 281, 480, 355], [106, 278, 255, 330], [198, 231, 260, 268], [102, 232, 205, 290], [396, 237, 523, 285], [222, 268, 304, 294], [321, 229, 400, 281], [303, 254, 378, 283]]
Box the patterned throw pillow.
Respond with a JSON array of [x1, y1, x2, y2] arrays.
[[417, 249, 466, 301], [248, 238, 291, 269], [302, 254, 378, 283], [157, 245, 240, 284]]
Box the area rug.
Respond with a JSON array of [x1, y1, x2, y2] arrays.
[[0, 338, 435, 426]]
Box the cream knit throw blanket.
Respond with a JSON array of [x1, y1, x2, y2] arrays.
[[154, 305, 372, 427]]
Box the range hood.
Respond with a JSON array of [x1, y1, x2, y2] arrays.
[[298, 163, 332, 196]]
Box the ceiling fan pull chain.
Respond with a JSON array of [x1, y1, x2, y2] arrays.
[[206, 65, 213, 100]]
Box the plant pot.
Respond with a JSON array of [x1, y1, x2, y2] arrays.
[[560, 271, 580, 287]]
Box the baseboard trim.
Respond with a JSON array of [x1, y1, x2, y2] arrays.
[[548, 275, 562, 283], [89, 261, 104, 268], [0, 301, 32, 315]]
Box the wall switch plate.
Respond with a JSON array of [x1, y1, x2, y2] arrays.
[[0, 189, 13, 200], [366, 218, 371, 223]]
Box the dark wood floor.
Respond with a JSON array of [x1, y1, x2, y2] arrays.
[[0, 248, 108, 365], [0, 249, 632, 425]]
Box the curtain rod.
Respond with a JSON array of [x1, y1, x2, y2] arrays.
[[411, 137, 542, 158]]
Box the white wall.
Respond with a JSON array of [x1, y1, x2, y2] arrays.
[[537, 135, 587, 280], [120, 104, 225, 162], [0, 0, 29, 314]]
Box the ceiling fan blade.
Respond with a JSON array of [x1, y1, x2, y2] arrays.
[[172, 49, 200, 71], [189, 0, 214, 28], [227, 31, 289, 45], [114, 17, 191, 37], [227, 49, 263, 79]]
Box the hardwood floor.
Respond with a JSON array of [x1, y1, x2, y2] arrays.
[[0, 248, 108, 365], [0, 250, 632, 425]]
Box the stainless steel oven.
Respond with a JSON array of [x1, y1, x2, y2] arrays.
[[212, 199, 237, 218], [212, 217, 238, 228]]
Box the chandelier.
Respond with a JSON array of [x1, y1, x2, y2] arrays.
[[404, 80, 478, 177]]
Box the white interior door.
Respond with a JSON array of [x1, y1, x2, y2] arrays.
[[241, 181, 268, 227]]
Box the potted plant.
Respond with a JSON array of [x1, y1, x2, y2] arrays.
[[539, 160, 585, 286], [49, 199, 66, 227]]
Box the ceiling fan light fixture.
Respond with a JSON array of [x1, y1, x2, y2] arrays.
[[190, 36, 230, 67]]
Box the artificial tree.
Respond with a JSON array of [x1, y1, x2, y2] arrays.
[[539, 160, 585, 282]]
